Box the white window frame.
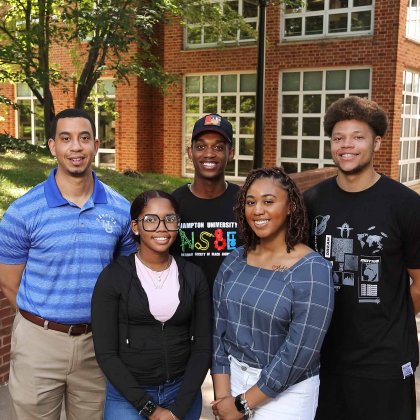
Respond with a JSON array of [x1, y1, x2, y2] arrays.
[[399, 69, 420, 185], [185, 0, 258, 49], [277, 67, 371, 173], [183, 72, 256, 180], [15, 83, 45, 145], [88, 79, 116, 168], [282, 0, 374, 42], [406, 0, 420, 42]]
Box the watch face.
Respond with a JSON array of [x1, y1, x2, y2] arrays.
[[141, 400, 157, 416], [234, 395, 246, 414]]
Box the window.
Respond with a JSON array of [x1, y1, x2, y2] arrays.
[[15, 83, 45, 145], [86, 79, 116, 168], [184, 73, 256, 179], [185, 0, 258, 48], [282, 0, 374, 40], [407, 0, 420, 41], [279, 68, 371, 173], [399, 70, 420, 184]]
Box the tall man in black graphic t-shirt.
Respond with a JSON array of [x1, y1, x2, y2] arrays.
[[172, 114, 240, 289], [305, 96, 420, 420]]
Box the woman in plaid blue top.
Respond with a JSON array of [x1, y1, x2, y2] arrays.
[[211, 167, 334, 420]]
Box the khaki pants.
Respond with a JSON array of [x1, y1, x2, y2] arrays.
[[9, 312, 105, 420]]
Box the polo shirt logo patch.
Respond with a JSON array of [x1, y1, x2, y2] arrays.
[[204, 114, 221, 126], [96, 214, 117, 233]]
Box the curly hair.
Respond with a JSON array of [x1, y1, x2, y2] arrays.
[[324, 96, 388, 137], [130, 190, 180, 244], [234, 167, 307, 256]]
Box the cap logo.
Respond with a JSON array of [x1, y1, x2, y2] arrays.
[[204, 114, 222, 127]]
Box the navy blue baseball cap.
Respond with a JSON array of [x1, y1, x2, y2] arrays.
[[191, 114, 233, 144]]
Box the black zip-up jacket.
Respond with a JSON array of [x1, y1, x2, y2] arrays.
[[91, 253, 211, 419]]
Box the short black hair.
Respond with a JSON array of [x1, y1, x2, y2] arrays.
[[50, 108, 96, 139], [130, 190, 180, 244], [324, 96, 388, 137]]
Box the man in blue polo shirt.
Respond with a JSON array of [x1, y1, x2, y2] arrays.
[[0, 108, 136, 419]]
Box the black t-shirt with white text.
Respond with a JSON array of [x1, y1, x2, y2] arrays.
[[304, 175, 420, 379], [171, 183, 240, 290]]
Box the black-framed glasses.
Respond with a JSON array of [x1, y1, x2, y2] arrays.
[[134, 214, 181, 232]]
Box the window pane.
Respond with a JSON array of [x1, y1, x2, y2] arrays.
[[186, 77, 200, 94], [326, 70, 346, 90], [307, 0, 324, 11], [303, 72, 322, 91], [203, 75, 218, 93], [98, 105, 115, 148], [283, 72, 300, 91], [239, 117, 255, 134], [98, 79, 115, 95], [303, 94, 321, 113], [238, 160, 253, 177], [240, 22, 256, 40], [302, 140, 319, 158], [329, 13, 348, 33], [349, 69, 370, 89], [222, 75, 237, 92], [301, 163, 319, 171], [324, 140, 332, 159], [282, 95, 299, 113], [240, 96, 255, 113], [285, 18, 302, 37], [17, 100, 32, 141], [354, 0, 372, 6], [330, 0, 348, 8], [239, 138, 254, 155], [16, 83, 32, 97], [240, 74, 257, 92], [221, 96, 236, 113], [326, 94, 345, 109], [305, 16, 323, 35], [226, 0, 238, 13], [282, 162, 298, 174], [302, 117, 320, 136], [281, 140, 298, 158], [225, 160, 235, 176], [186, 117, 196, 137], [243, 0, 258, 18], [186, 96, 199, 113], [187, 27, 202, 44], [203, 96, 218, 113], [351, 11, 371, 31], [282, 118, 298, 136], [34, 102, 45, 145], [204, 26, 218, 43], [98, 153, 115, 166]]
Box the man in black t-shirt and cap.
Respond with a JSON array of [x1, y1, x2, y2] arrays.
[[172, 113, 240, 290], [304, 96, 420, 420]]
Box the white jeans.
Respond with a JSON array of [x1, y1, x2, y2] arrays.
[[229, 355, 319, 420]]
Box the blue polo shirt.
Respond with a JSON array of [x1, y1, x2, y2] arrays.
[[0, 169, 136, 323]]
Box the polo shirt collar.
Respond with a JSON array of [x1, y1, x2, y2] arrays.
[[44, 168, 108, 207]]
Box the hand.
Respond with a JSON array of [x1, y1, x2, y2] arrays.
[[149, 406, 178, 420], [211, 396, 243, 420]]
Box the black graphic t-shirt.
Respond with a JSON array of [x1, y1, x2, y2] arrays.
[[171, 183, 240, 290], [304, 175, 420, 379]]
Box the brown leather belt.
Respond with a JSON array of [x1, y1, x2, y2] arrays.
[[20, 309, 92, 336]]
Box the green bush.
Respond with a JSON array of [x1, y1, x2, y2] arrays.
[[0, 133, 49, 155]]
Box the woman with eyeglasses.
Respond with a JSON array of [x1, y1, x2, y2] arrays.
[[91, 190, 211, 420]]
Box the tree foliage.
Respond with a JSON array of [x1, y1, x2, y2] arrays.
[[0, 0, 300, 140]]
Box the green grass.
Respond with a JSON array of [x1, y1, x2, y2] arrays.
[[0, 148, 189, 219]]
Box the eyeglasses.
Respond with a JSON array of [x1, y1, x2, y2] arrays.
[[134, 214, 181, 232]]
